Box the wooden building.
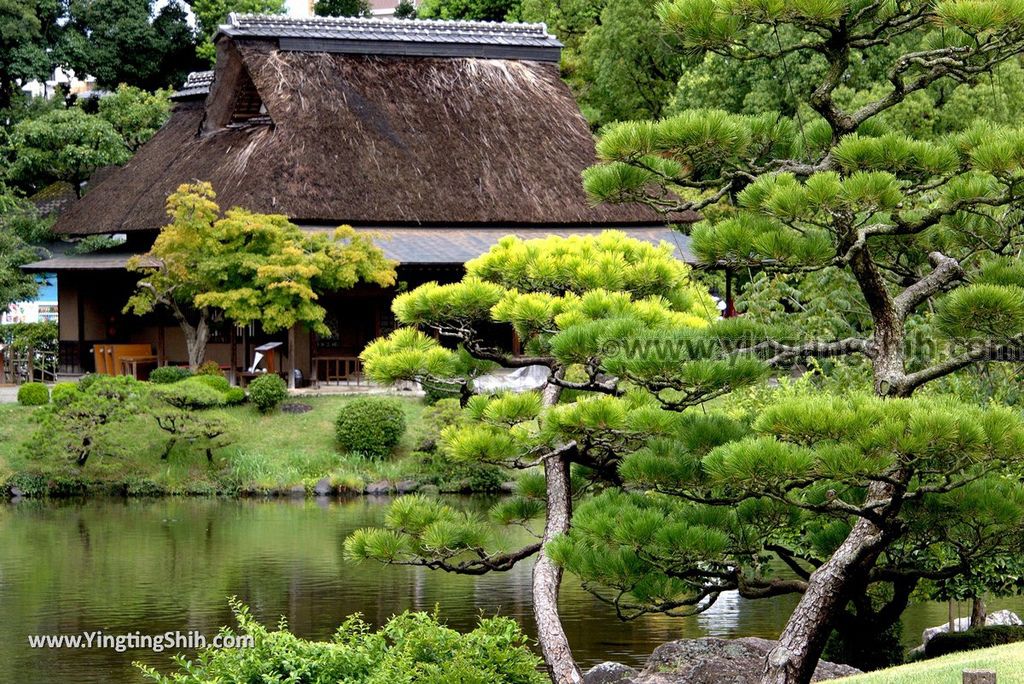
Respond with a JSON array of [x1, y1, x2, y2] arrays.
[[24, 14, 695, 383]]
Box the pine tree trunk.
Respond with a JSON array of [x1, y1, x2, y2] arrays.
[[535, 450, 583, 684], [762, 502, 891, 684], [534, 373, 583, 684]]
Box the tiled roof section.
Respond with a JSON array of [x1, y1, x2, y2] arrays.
[[29, 181, 77, 218], [172, 70, 215, 100], [217, 14, 562, 61], [23, 229, 694, 272]]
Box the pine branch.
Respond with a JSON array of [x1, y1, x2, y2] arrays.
[[893, 252, 964, 319], [385, 542, 543, 576]]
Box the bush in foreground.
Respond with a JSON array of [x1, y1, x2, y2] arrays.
[[149, 366, 193, 384], [335, 397, 406, 459], [248, 374, 287, 413], [139, 601, 545, 684], [17, 382, 49, 406], [925, 625, 1024, 659]]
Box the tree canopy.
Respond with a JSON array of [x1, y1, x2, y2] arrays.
[[126, 182, 397, 369]]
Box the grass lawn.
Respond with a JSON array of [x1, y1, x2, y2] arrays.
[[0, 394, 451, 497], [835, 642, 1024, 684]]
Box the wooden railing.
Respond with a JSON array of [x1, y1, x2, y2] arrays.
[[0, 346, 58, 385], [312, 356, 363, 386]]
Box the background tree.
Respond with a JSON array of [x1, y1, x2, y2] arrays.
[[416, 0, 517, 21], [349, 231, 759, 683], [125, 182, 396, 370], [96, 84, 171, 152], [191, 0, 285, 62], [0, 190, 52, 311], [393, 0, 416, 18], [313, 0, 371, 17], [0, 0, 64, 110], [581, 1, 1024, 681], [5, 107, 129, 196]]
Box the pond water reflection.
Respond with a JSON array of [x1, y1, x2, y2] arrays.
[[1, 497, 1020, 682]]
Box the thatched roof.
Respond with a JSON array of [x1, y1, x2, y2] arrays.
[[53, 16, 670, 236]]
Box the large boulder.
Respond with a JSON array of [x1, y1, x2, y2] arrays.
[[585, 638, 860, 684], [922, 610, 1023, 646]]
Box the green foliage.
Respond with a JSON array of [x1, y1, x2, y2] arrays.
[[6, 108, 129, 196], [139, 600, 545, 684], [17, 382, 49, 406], [148, 366, 193, 384], [0, 192, 53, 311], [50, 382, 81, 407], [97, 85, 172, 151], [417, 0, 518, 20], [247, 374, 287, 414], [393, 0, 417, 17], [0, 320, 57, 353], [925, 625, 1024, 659], [335, 397, 407, 459], [29, 375, 147, 466], [195, 360, 224, 377], [0, 0, 63, 110], [151, 378, 226, 410], [191, 0, 285, 62], [125, 183, 395, 369], [224, 387, 246, 405], [313, 0, 371, 16]]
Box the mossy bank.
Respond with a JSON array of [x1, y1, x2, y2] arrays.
[[1, 394, 508, 499]]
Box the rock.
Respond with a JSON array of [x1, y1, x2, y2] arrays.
[[281, 402, 313, 414], [313, 477, 333, 496], [499, 481, 518, 493], [584, 662, 639, 684], [394, 480, 419, 494], [364, 480, 393, 495], [627, 637, 860, 683], [922, 610, 1023, 646], [288, 485, 306, 497], [9, 485, 24, 499]]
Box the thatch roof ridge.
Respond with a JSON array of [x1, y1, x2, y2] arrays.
[[53, 34, 670, 236]]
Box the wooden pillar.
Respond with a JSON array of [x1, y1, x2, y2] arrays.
[[229, 326, 237, 386], [157, 323, 166, 366], [287, 325, 296, 390]]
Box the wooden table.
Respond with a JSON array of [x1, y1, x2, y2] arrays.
[[120, 355, 159, 380]]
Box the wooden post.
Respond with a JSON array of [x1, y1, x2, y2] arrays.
[[964, 670, 997, 684], [229, 326, 237, 386], [287, 325, 296, 390], [157, 323, 166, 366]]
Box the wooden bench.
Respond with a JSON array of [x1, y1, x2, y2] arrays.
[[92, 344, 155, 376]]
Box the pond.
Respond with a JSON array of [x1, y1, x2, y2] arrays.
[[2, 497, 1022, 682]]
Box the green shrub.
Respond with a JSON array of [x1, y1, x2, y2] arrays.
[[50, 382, 82, 407], [335, 397, 406, 459], [77, 373, 100, 391], [138, 601, 545, 684], [17, 382, 49, 406], [248, 374, 287, 413], [149, 366, 193, 384], [195, 360, 224, 377], [191, 374, 231, 393], [415, 398, 465, 452], [422, 378, 462, 404], [152, 380, 225, 410], [925, 624, 1024, 659], [225, 387, 246, 405]]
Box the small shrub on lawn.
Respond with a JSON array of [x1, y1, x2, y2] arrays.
[[335, 397, 406, 459], [225, 387, 246, 405], [151, 379, 225, 410], [191, 374, 231, 393], [925, 624, 1024, 659], [138, 601, 545, 684], [51, 382, 82, 407], [248, 374, 287, 413], [195, 360, 224, 377], [149, 366, 193, 384], [17, 382, 49, 406]]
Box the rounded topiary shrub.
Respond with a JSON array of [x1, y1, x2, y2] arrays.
[[248, 374, 287, 413], [152, 380, 225, 410], [195, 360, 224, 377], [17, 382, 49, 406], [50, 382, 82, 407], [149, 366, 193, 384], [225, 387, 247, 405], [191, 374, 231, 393], [335, 397, 406, 459]]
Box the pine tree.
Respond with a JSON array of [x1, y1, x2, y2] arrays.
[[578, 2, 1024, 682]]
